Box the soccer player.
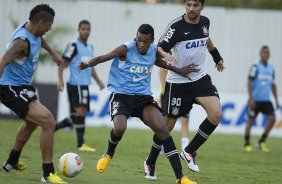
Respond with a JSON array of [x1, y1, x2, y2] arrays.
[[144, 0, 225, 178], [244, 45, 279, 152], [160, 68, 190, 151], [0, 4, 67, 183], [55, 20, 105, 152], [79, 24, 197, 184]]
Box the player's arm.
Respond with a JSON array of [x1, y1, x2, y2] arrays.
[[57, 43, 77, 91], [207, 37, 225, 72], [0, 39, 29, 77], [248, 64, 257, 109], [271, 71, 279, 109], [41, 37, 64, 66], [155, 51, 199, 80], [79, 45, 127, 70], [158, 24, 179, 65], [91, 68, 105, 90]]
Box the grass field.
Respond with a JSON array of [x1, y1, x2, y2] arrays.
[[0, 119, 282, 184]]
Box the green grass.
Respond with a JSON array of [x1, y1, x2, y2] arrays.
[[0, 119, 282, 184]]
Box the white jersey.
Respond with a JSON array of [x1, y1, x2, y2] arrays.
[[159, 15, 210, 83]]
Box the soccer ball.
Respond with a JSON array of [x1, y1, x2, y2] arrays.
[[58, 152, 83, 177]]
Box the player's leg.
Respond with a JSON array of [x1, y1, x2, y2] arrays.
[[97, 93, 128, 173], [143, 105, 196, 184], [2, 121, 37, 172], [97, 115, 127, 173], [146, 117, 177, 162], [244, 105, 257, 152], [55, 115, 73, 131], [180, 115, 189, 150], [73, 106, 96, 151], [25, 101, 54, 174], [181, 96, 221, 172], [55, 83, 76, 131], [257, 102, 276, 152]]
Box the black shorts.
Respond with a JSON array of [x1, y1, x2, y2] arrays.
[[67, 83, 90, 113], [248, 101, 275, 118], [164, 74, 219, 118], [109, 93, 162, 120], [0, 85, 38, 119], [160, 93, 189, 118]]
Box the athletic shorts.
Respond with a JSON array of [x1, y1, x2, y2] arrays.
[[108, 93, 163, 120], [67, 83, 90, 113], [0, 85, 38, 119], [160, 93, 189, 118], [248, 101, 275, 118], [164, 74, 219, 118]]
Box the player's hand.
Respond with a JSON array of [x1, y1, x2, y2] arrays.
[[52, 52, 64, 66], [215, 60, 225, 72], [163, 52, 177, 66], [78, 62, 89, 72], [98, 81, 105, 90], [248, 98, 255, 109], [57, 80, 64, 91], [179, 64, 200, 80]]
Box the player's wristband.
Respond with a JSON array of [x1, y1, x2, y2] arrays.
[[209, 47, 222, 64]]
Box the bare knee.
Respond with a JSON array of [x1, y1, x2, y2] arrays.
[[155, 123, 170, 141], [113, 122, 127, 137], [268, 115, 276, 123], [40, 112, 56, 131], [208, 110, 222, 125]]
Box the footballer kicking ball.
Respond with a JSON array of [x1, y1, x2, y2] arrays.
[[58, 152, 83, 177]]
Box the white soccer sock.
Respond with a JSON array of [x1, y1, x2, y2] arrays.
[[181, 137, 189, 150]]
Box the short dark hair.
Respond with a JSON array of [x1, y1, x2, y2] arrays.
[[29, 4, 55, 23], [184, 0, 205, 4], [137, 24, 154, 39], [261, 45, 269, 50], [79, 20, 91, 28]]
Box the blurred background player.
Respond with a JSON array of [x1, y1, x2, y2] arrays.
[[55, 20, 105, 152], [160, 68, 190, 151], [244, 45, 279, 152], [0, 4, 67, 183]]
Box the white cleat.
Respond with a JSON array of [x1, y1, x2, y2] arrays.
[[180, 150, 199, 172], [144, 160, 157, 180]]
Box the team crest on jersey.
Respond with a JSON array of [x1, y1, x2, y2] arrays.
[[201, 25, 209, 36], [172, 107, 179, 116]]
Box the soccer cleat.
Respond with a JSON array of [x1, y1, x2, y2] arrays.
[[97, 154, 112, 173], [244, 144, 253, 152], [144, 160, 157, 180], [78, 144, 96, 152], [257, 142, 269, 152], [41, 172, 67, 183], [176, 176, 197, 184], [2, 161, 27, 172], [180, 150, 199, 172]]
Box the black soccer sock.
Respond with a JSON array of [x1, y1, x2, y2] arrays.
[[146, 134, 162, 165], [259, 133, 268, 143], [185, 118, 217, 154], [55, 116, 73, 131], [42, 163, 55, 178], [75, 116, 85, 148], [163, 136, 183, 180], [6, 149, 21, 166], [107, 129, 122, 158], [244, 134, 250, 145]]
